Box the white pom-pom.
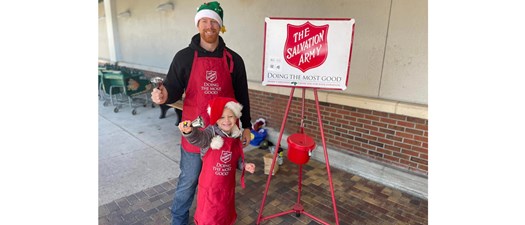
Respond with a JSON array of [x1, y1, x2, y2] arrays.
[[210, 136, 224, 149], [225, 101, 242, 119]]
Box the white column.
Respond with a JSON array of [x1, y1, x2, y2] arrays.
[[103, 0, 121, 63]]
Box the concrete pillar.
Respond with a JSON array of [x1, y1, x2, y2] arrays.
[[103, 0, 121, 63]]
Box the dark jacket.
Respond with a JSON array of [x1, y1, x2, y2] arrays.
[[163, 34, 251, 129]]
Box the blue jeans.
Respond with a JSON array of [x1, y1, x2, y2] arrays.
[[171, 146, 202, 225]]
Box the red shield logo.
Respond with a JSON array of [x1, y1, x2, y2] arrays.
[[220, 150, 232, 163], [284, 22, 329, 73], [206, 71, 217, 82]]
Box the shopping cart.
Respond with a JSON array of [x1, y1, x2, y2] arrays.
[[100, 68, 153, 115], [98, 68, 106, 101]]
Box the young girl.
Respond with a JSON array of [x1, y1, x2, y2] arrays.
[[178, 97, 255, 225]]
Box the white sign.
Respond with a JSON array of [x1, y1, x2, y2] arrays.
[[262, 17, 355, 90]]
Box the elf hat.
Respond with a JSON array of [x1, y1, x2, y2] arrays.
[[195, 1, 226, 33], [207, 97, 243, 125]]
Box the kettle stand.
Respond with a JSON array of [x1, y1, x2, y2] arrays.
[[255, 87, 340, 225]]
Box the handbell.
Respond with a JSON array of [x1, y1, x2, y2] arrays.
[[183, 116, 204, 128], [150, 76, 164, 89]]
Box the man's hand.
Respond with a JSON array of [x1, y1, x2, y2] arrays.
[[151, 85, 168, 104], [241, 128, 251, 147]]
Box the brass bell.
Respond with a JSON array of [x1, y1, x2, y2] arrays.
[[183, 116, 204, 128]]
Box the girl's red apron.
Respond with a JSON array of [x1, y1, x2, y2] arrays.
[[194, 137, 244, 225], [182, 51, 235, 153]]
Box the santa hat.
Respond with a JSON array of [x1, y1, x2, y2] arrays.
[[252, 118, 266, 130], [207, 97, 243, 149], [207, 97, 242, 125], [194, 1, 227, 33]]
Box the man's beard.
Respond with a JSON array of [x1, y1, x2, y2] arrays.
[[200, 29, 219, 44]]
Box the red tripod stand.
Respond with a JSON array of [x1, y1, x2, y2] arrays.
[[256, 87, 340, 225]]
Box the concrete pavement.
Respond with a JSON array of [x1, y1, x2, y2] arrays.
[[98, 98, 182, 205], [97, 95, 428, 225]]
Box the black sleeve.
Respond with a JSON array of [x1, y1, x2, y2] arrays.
[[229, 50, 252, 129], [164, 49, 193, 104]]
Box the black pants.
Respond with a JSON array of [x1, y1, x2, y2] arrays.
[[159, 104, 182, 124]]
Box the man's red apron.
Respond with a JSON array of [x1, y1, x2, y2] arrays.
[[182, 50, 235, 153], [193, 137, 245, 225]]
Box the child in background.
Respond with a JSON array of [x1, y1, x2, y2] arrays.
[[178, 97, 255, 225]]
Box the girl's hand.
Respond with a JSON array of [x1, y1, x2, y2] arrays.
[[178, 120, 193, 134], [245, 163, 255, 174]]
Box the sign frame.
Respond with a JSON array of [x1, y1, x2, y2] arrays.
[[262, 17, 355, 91]]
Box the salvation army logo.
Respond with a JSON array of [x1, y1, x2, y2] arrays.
[[220, 151, 232, 163], [206, 71, 217, 82], [284, 22, 329, 73]]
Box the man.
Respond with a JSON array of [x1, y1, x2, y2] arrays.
[[150, 1, 251, 225]]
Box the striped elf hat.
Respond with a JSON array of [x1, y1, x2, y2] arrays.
[[194, 1, 227, 33]]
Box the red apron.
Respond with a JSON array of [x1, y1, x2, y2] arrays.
[[194, 137, 245, 225], [182, 50, 235, 153]]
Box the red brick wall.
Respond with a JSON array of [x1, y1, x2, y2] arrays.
[[98, 63, 164, 79], [142, 71, 165, 79], [109, 65, 429, 175], [249, 89, 428, 175]]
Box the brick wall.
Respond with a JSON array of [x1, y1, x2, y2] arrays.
[[142, 70, 165, 79], [98, 63, 165, 79], [112, 65, 428, 175], [249, 89, 428, 175]]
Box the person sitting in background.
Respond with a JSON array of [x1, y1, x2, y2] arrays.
[[250, 118, 268, 146]]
